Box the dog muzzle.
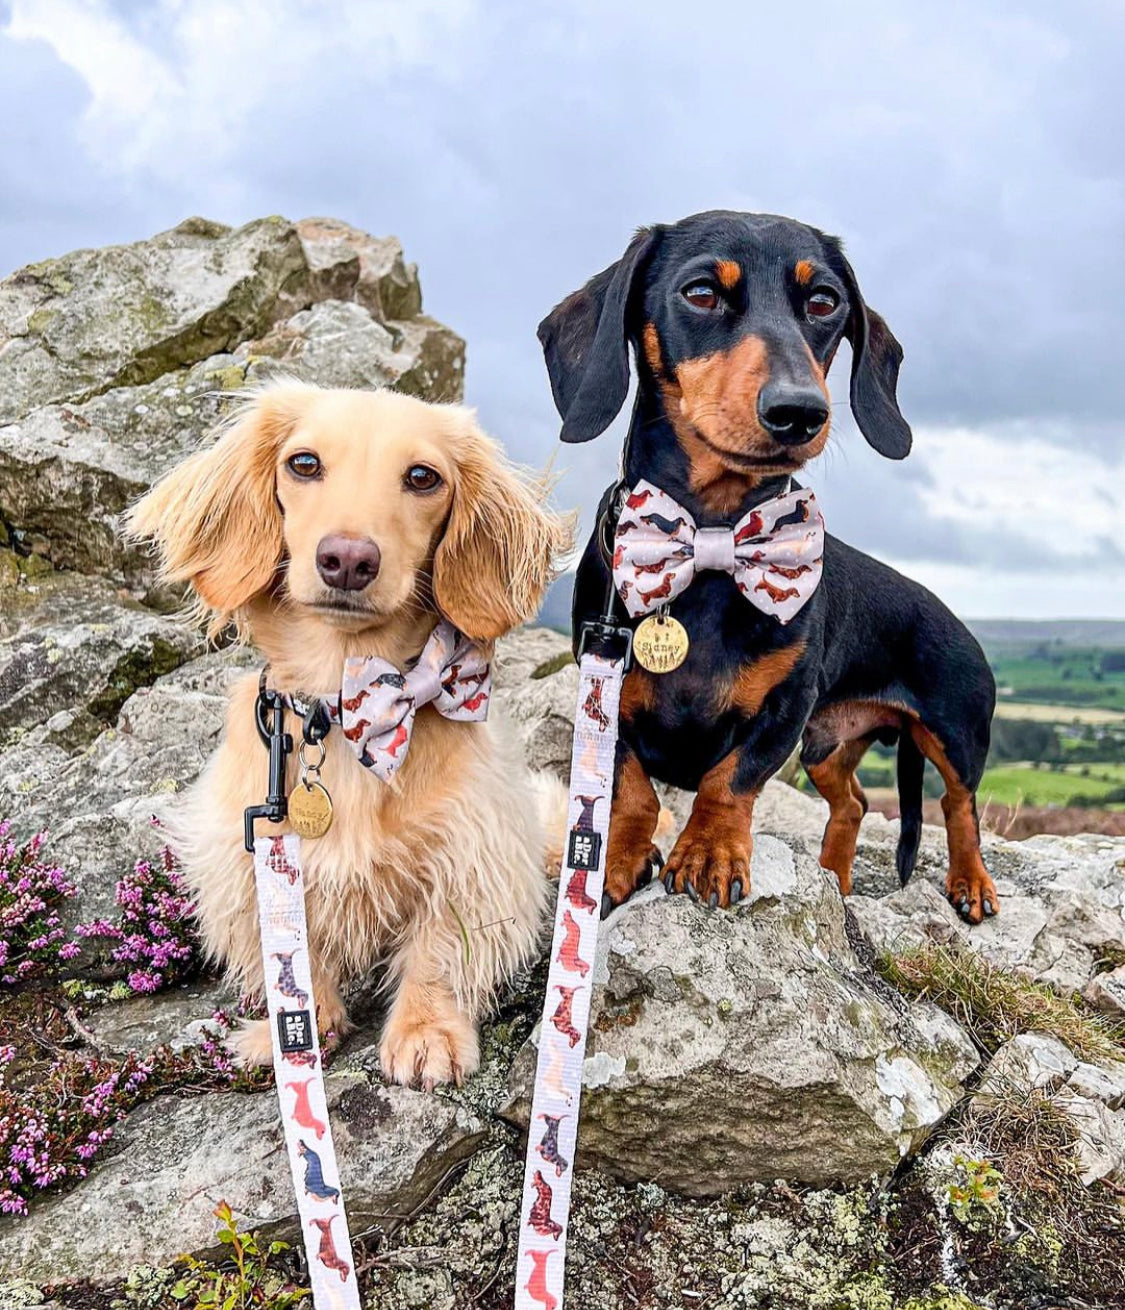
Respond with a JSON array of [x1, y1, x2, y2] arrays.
[[611, 479, 825, 624]]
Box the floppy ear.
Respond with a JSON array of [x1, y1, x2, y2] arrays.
[[125, 382, 313, 636], [835, 253, 913, 459], [537, 227, 659, 443], [432, 412, 574, 642]]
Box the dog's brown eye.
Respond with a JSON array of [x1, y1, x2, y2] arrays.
[[286, 451, 321, 479], [806, 290, 840, 319], [682, 281, 719, 311], [405, 464, 442, 493]]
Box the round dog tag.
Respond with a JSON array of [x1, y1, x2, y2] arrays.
[[633, 614, 690, 674], [288, 781, 334, 839]]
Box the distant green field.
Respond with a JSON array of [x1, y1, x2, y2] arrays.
[[977, 762, 1125, 809], [987, 644, 1125, 710]]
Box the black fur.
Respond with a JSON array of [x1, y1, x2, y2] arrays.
[[541, 211, 996, 918]]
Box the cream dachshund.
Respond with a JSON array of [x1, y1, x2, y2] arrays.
[[128, 381, 570, 1087]]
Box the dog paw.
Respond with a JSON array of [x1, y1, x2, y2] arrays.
[[664, 830, 750, 910], [946, 865, 1000, 925], [601, 844, 664, 919], [380, 1009, 480, 1091], [228, 1017, 275, 1068]]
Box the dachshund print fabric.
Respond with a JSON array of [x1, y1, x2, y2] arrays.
[[515, 651, 624, 1310], [323, 619, 491, 780], [612, 479, 825, 623], [253, 833, 361, 1309]]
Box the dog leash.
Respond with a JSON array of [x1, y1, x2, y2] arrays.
[[514, 509, 633, 1309], [246, 689, 362, 1310]]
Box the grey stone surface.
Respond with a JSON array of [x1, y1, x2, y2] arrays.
[[974, 1033, 1125, 1184], [503, 836, 979, 1194], [0, 1070, 487, 1283], [0, 215, 465, 587]]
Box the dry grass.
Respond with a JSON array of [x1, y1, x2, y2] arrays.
[[877, 942, 1125, 1064], [868, 795, 1125, 839]]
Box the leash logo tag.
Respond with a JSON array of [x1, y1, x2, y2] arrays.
[[567, 829, 602, 872], [277, 1009, 314, 1053]]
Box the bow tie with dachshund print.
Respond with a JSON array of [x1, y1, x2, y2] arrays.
[[306, 620, 491, 780], [612, 480, 825, 624]]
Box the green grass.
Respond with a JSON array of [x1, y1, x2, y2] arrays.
[[978, 762, 1125, 809], [987, 643, 1125, 711]]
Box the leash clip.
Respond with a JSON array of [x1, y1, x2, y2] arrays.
[[576, 617, 634, 672], [244, 673, 292, 851]]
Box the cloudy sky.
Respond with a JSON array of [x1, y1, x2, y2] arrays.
[[2, 0, 1122, 617]]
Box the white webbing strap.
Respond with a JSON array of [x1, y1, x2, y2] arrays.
[[253, 833, 361, 1310], [514, 650, 625, 1310]]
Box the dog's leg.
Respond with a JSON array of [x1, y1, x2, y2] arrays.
[[603, 749, 662, 912], [664, 753, 755, 909], [380, 926, 480, 1090], [910, 721, 999, 924], [806, 736, 872, 896]]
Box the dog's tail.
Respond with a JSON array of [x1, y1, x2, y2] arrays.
[[895, 732, 925, 887]]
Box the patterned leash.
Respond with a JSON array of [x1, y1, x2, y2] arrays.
[[514, 616, 632, 1310], [246, 691, 361, 1310]]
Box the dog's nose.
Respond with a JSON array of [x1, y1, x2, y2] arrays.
[[757, 383, 829, 446], [315, 534, 381, 591]]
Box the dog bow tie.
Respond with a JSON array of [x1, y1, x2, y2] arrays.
[[316, 620, 491, 780], [612, 479, 825, 624]]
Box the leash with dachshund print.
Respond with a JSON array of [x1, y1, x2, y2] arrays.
[[514, 488, 634, 1309], [515, 478, 822, 1308], [247, 688, 362, 1310], [245, 621, 492, 1309]]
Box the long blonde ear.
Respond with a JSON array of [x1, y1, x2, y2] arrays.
[[432, 412, 574, 641], [125, 381, 314, 636]]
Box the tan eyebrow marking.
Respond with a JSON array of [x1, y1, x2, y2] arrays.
[[794, 259, 815, 286], [715, 259, 741, 289]]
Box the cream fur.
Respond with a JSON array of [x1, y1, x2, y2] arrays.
[[127, 381, 571, 1087]]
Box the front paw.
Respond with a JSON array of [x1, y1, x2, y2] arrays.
[[380, 1007, 480, 1091], [228, 1017, 275, 1068], [600, 844, 664, 919], [664, 829, 751, 910]]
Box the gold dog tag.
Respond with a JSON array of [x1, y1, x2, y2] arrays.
[[633, 614, 690, 674], [288, 781, 334, 839]]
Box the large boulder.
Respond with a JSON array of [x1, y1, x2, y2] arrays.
[[0, 1064, 488, 1283], [503, 837, 978, 1193], [0, 216, 465, 587]]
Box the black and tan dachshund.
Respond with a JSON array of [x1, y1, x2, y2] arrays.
[[539, 210, 998, 924]]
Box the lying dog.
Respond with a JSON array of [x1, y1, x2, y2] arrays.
[[129, 381, 570, 1085], [540, 211, 998, 923]]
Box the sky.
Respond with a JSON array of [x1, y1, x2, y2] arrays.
[[1, 0, 1122, 618]]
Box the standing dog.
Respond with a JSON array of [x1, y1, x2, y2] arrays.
[[540, 211, 998, 923], [129, 382, 570, 1085]]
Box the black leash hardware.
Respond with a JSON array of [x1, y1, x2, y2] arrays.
[[578, 479, 634, 671], [244, 670, 292, 852]]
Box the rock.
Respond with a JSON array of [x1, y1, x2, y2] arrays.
[[0, 648, 255, 936], [0, 216, 307, 424], [82, 977, 237, 1057], [851, 828, 1125, 994], [0, 216, 465, 586], [503, 836, 978, 1194], [0, 1071, 487, 1283], [243, 300, 464, 401], [974, 1033, 1125, 1183], [1084, 964, 1125, 1015], [0, 579, 205, 750], [290, 217, 423, 321]]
